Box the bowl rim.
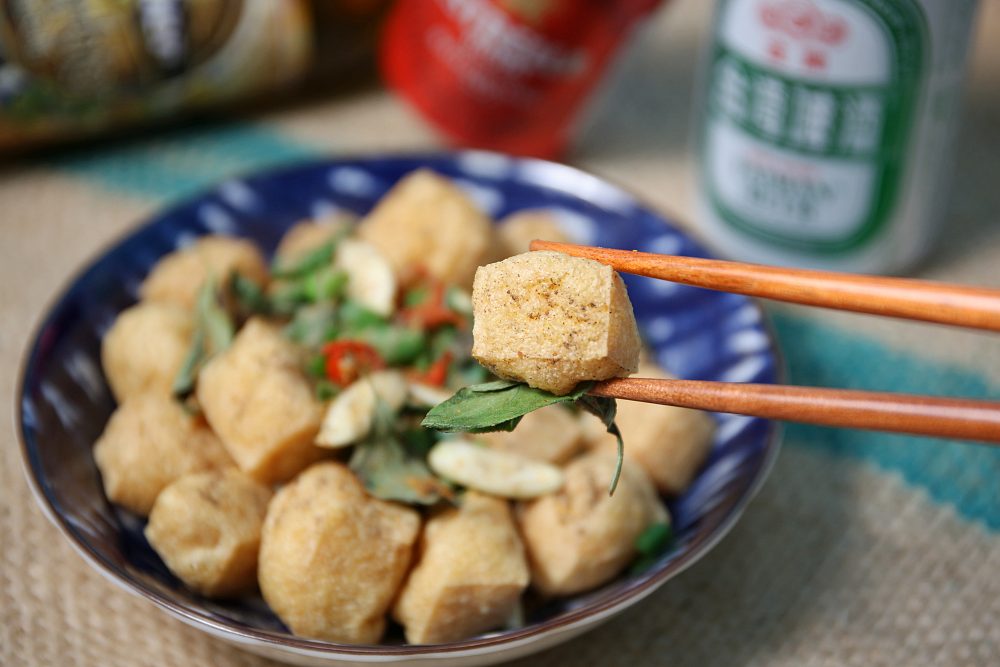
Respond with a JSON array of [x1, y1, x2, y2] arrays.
[[15, 150, 783, 658]]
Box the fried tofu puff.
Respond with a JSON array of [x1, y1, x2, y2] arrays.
[[101, 301, 194, 403], [472, 251, 641, 395], [496, 209, 571, 257], [583, 362, 715, 495], [145, 470, 272, 597], [140, 235, 268, 309], [259, 463, 421, 644], [197, 318, 325, 485], [357, 169, 495, 287], [93, 394, 233, 516], [393, 492, 529, 644], [476, 404, 584, 464], [517, 452, 668, 596], [272, 213, 354, 267]]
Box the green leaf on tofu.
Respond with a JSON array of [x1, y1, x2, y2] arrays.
[[421, 380, 591, 433], [422, 378, 627, 494]]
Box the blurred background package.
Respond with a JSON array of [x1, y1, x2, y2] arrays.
[[380, 0, 664, 158], [693, 0, 981, 273], [0, 0, 391, 152]]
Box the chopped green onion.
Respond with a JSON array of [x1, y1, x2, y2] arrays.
[[315, 379, 339, 401], [635, 522, 673, 556], [338, 300, 386, 329], [360, 326, 427, 365], [306, 354, 327, 378], [230, 273, 271, 316], [302, 266, 348, 302], [404, 286, 429, 307], [285, 302, 339, 347]]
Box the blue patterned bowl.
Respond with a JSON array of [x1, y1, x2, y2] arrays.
[[17, 152, 780, 666]]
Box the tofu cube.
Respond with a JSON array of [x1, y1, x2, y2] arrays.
[[496, 209, 571, 257], [101, 301, 194, 403], [357, 169, 495, 287], [584, 362, 715, 495], [476, 404, 584, 464], [472, 251, 641, 395], [197, 318, 325, 484], [94, 393, 234, 516], [141, 235, 268, 309], [259, 463, 421, 644], [145, 470, 272, 597], [393, 492, 529, 644], [517, 452, 667, 596]]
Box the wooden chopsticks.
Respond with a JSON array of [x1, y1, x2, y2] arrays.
[[530, 240, 1000, 332], [529, 240, 1000, 444], [590, 378, 1000, 444]]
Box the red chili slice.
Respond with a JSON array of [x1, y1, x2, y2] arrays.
[[414, 351, 453, 387], [322, 340, 385, 386], [400, 281, 465, 330]]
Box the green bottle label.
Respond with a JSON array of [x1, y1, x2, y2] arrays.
[[701, 0, 927, 253]]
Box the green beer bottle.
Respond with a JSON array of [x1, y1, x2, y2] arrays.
[[695, 0, 979, 273]]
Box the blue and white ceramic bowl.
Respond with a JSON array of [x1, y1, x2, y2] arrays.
[[17, 152, 780, 666]]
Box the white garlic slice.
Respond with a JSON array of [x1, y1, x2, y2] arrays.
[[316, 370, 408, 448], [428, 439, 564, 499], [335, 238, 397, 317]]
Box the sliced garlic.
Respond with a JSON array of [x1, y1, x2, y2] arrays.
[[407, 382, 454, 408], [428, 439, 564, 499], [316, 370, 408, 448], [335, 238, 397, 317]]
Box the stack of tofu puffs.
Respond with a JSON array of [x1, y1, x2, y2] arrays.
[[93, 170, 715, 645]]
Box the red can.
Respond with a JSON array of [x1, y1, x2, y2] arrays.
[[380, 0, 663, 158]]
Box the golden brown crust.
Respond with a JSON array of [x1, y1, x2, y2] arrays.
[[393, 492, 528, 644], [196, 318, 325, 484], [472, 251, 640, 394], [145, 469, 272, 597], [258, 463, 421, 644], [93, 394, 233, 516]]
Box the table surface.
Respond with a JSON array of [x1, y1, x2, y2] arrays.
[[2, 2, 999, 666]]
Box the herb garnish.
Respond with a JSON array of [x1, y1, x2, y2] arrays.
[[630, 522, 674, 575], [172, 278, 234, 401], [350, 398, 452, 505], [421, 379, 626, 494]]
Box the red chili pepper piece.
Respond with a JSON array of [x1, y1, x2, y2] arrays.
[[400, 281, 465, 330], [415, 351, 453, 387], [322, 340, 385, 386]]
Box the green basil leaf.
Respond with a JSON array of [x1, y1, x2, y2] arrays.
[[351, 398, 451, 506], [577, 394, 625, 495], [421, 381, 591, 433], [467, 379, 519, 393]]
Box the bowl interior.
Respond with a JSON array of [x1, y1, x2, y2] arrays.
[[18, 153, 779, 654]]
